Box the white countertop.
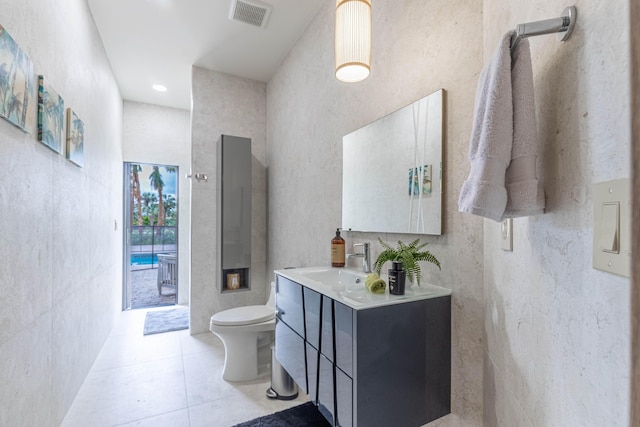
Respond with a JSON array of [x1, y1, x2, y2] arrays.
[[274, 266, 452, 310]]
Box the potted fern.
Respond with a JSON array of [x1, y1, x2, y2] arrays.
[[373, 238, 441, 287]]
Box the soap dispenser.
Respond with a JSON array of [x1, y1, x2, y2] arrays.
[[331, 228, 345, 267], [388, 261, 406, 295]]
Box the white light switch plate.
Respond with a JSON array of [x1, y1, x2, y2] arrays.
[[500, 218, 513, 251], [593, 179, 630, 277]]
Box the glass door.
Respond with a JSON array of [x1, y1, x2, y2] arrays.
[[123, 162, 179, 310]]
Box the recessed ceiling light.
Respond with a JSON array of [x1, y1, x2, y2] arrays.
[[152, 84, 167, 92]]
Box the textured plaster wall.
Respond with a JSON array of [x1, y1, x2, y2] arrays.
[[190, 67, 268, 334], [123, 101, 191, 305], [481, 1, 631, 426], [0, 1, 123, 426], [267, 1, 484, 425]]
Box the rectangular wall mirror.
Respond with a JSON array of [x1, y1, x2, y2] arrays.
[[342, 89, 445, 235]]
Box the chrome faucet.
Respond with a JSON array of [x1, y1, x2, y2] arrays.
[[346, 242, 371, 274]]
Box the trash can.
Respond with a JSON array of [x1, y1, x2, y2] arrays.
[[266, 345, 298, 400]]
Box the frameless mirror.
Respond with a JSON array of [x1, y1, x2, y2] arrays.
[[342, 89, 444, 235]]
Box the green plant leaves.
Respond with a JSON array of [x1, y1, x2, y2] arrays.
[[373, 238, 441, 286]]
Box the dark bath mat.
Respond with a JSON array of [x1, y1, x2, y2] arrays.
[[231, 402, 331, 427], [143, 307, 189, 335]]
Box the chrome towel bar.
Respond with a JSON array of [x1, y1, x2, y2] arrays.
[[511, 6, 577, 51]]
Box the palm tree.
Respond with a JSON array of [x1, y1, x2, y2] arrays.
[[0, 63, 9, 107], [149, 166, 176, 226], [162, 194, 176, 225], [5, 93, 21, 121], [141, 192, 157, 225], [2, 30, 19, 117], [149, 166, 165, 226], [131, 165, 143, 226], [19, 50, 31, 126]]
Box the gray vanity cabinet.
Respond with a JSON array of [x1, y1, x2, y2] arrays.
[[275, 274, 451, 427], [275, 276, 306, 392]]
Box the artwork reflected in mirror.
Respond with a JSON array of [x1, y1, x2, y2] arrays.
[[342, 89, 444, 235]]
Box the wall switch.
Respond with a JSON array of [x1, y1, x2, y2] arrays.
[[593, 179, 630, 277], [500, 218, 513, 251], [599, 202, 619, 253]]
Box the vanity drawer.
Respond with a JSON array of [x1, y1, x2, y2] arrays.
[[321, 295, 334, 361], [335, 301, 353, 377], [317, 354, 335, 425], [336, 367, 353, 427], [305, 343, 319, 402], [276, 275, 305, 337], [275, 320, 307, 393], [304, 288, 321, 350]]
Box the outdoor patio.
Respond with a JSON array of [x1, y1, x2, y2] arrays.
[[130, 267, 176, 309]]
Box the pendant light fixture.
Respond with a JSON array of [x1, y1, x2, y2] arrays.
[[335, 0, 371, 83]]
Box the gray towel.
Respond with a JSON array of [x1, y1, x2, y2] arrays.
[[504, 36, 545, 218], [458, 31, 544, 221]]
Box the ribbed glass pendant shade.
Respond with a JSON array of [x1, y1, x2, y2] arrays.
[[335, 0, 371, 83]]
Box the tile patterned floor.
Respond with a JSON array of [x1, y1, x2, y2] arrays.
[[61, 307, 308, 427], [130, 268, 176, 309]]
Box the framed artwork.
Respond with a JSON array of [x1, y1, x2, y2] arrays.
[[66, 108, 84, 167], [0, 24, 34, 133], [37, 75, 64, 153], [408, 165, 432, 195], [422, 164, 432, 194], [409, 167, 419, 195]]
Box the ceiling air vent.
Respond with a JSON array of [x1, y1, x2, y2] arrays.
[[229, 0, 272, 29]]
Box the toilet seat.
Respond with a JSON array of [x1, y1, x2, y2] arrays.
[[211, 305, 275, 327]]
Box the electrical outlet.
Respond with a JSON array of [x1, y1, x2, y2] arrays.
[[500, 218, 513, 251]]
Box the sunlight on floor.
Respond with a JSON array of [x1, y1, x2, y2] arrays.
[[60, 307, 308, 427]]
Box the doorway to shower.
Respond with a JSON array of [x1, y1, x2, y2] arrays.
[[123, 162, 179, 310]]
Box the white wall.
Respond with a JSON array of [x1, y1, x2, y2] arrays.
[[0, 0, 123, 425], [266, 0, 633, 426], [123, 101, 191, 305], [190, 67, 268, 334], [266, 1, 485, 425], [184, 1, 633, 425], [481, 1, 631, 426]]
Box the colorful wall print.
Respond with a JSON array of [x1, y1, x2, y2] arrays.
[[38, 75, 65, 153], [422, 164, 432, 194], [409, 167, 419, 195], [0, 24, 34, 133], [66, 108, 84, 167], [408, 165, 433, 195]]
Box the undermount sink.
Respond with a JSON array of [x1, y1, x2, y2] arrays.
[[293, 268, 367, 287]]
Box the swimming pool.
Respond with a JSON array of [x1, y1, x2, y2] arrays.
[[130, 253, 158, 265]]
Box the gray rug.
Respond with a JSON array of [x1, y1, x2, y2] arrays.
[[232, 402, 331, 427], [143, 307, 189, 335]]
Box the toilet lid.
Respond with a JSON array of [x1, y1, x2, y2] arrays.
[[211, 305, 275, 326]]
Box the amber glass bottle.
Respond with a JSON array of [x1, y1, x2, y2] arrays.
[[331, 228, 345, 267]]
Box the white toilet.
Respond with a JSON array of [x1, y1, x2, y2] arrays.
[[210, 283, 276, 382]]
